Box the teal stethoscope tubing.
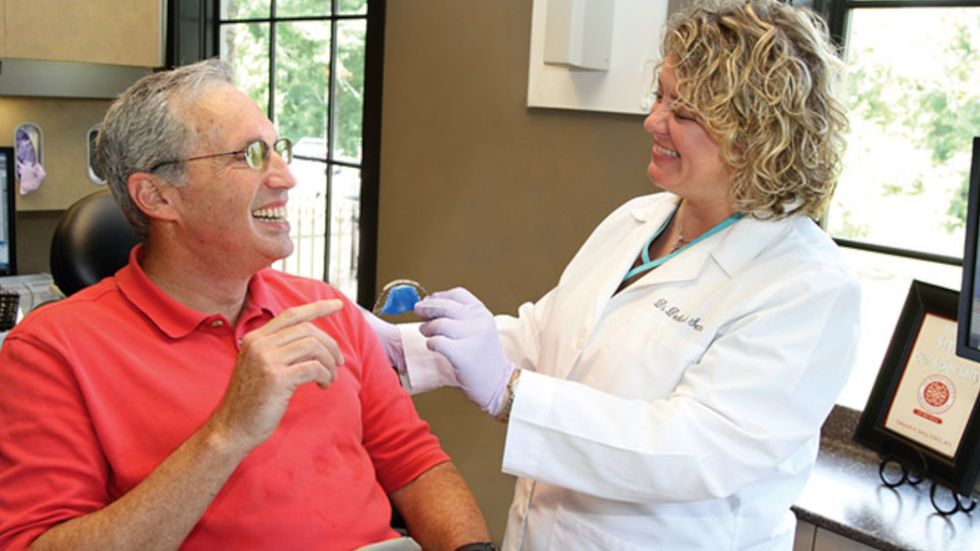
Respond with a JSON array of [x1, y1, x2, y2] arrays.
[[622, 207, 743, 282]]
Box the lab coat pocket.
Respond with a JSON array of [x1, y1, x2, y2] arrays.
[[548, 506, 650, 551], [576, 295, 711, 400]]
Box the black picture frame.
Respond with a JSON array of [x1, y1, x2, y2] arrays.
[[956, 136, 980, 362], [854, 280, 980, 496]]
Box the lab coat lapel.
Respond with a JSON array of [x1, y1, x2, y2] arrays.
[[630, 215, 792, 290], [560, 195, 679, 371], [630, 242, 713, 288], [625, 206, 718, 289], [599, 197, 682, 296], [711, 215, 796, 276]]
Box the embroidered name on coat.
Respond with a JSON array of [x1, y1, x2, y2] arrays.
[[653, 298, 704, 332]]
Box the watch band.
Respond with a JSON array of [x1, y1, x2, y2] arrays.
[[455, 543, 498, 551], [494, 369, 521, 423]]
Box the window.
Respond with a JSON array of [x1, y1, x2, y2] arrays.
[[815, 0, 980, 409], [216, 0, 383, 304]]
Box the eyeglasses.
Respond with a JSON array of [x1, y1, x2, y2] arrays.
[[149, 138, 293, 173]]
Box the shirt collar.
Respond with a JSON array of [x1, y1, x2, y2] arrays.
[[245, 268, 287, 319], [115, 244, 283, 339], [629, 193, 681, 224], [710, 215, 793, 277], [627, 192, 790, 279]]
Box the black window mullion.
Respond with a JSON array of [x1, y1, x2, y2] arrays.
[[846, 0, 980, 7], [267, 0, 278, 124], [356, 0, 384, 306], [218, 14, 367, 24], [322, 0, 341, 284], [203, 1, 217, 58], [833, 238, 962, 267], [210, 0, 221, 57]]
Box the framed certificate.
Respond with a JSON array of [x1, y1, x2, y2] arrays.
[[854, 280, 980, 496]]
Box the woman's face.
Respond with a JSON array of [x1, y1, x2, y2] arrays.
[[643, 64, 731, 207]]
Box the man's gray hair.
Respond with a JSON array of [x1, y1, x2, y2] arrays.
[[96, 58, 234, 238]]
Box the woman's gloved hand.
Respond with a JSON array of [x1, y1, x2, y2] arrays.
[[357, 304, 407, 374], [415, 288, 515, 416]]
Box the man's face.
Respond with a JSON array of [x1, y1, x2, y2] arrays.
[[166, 84, 297, 273]]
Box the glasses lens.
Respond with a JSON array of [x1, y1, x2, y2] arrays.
[[244, 141, 268, 170], [275, 138, 293, 165]]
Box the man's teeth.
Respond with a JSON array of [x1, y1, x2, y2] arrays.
[[653, 144, 680, 158], [252, 207, 287, 220]]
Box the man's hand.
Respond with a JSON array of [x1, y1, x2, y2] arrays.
[[415, 288, 514, 416], [208, 299, 346, 454]]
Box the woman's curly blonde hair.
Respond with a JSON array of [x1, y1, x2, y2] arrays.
[[660, 0, 848, 219]]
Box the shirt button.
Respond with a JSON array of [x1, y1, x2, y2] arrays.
[[211, 320, 224, 327]]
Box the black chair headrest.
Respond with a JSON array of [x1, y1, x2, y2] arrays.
[[50, 189, 140, 297]]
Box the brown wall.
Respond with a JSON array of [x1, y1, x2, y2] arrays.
[[14, 211, 60, 274], [2, 97, 113, 211], [1, 0, 161, 67], [380, 0, 656, 542]]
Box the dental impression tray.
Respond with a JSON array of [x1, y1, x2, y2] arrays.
[[372, 279, 427, 316]]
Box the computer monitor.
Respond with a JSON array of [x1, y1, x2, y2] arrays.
[[0, 146, 16, 276], [956, 137, 980, 361]]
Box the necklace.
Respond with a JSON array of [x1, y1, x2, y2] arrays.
[[621, 207, 744, 283], [669, 218, 690, 253]]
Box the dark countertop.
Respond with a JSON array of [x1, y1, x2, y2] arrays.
[[793, 407, 980, 551]]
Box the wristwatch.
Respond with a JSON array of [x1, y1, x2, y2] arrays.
[[455, 543, 498, 551], [494, 369, 521, 423]]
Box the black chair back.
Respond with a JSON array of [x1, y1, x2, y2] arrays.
[[50, 189, 140, 296]]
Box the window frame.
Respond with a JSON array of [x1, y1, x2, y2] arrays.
[[798, 0, 980, 410], [810, 0, 980, 270], [175, 0, 385, 306]]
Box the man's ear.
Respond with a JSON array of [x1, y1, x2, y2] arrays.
[[127, 172, 179, 222]]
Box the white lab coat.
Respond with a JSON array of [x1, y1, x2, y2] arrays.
[[400, 192, 860, 550]]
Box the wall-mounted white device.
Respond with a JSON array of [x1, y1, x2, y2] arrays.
[[543, 0, 615, 71], [528, 0, 670, 115]]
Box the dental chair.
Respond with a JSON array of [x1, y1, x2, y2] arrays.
[[49, 189, 139, 297]]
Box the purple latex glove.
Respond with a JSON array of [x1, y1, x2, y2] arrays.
[[357, 304, 407, 374], [415, 287, 515, 416], [16, 161, 46, 195]]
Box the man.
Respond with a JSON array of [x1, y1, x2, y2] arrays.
[[0, 59, 491, 550]]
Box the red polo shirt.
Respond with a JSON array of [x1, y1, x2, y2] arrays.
[[0, 246, 449, 550]]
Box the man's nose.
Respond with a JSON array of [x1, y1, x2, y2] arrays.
[[267, 152, 297, 189]]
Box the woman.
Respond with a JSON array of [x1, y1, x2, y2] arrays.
[[371, 1, 859, 548]]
